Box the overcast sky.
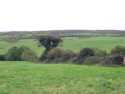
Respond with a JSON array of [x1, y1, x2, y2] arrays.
[[0, 0, 125, 31]]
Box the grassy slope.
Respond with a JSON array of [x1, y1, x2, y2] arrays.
[[0, 37, 125, 55], [0, 39, 44, 56], [0, 62, 125, 94], [62, 37, 125, 52]]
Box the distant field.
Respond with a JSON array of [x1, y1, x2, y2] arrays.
[[62, 37, 125, 52], [0, 39, 44, 56], [0, 36, 125, 55], [0, 62, 125, 94]]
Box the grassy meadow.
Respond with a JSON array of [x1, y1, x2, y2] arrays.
[[0, 36, 125, 94], [0, 62, 125, 94], [0, 36, 125, 55], [62, 37, 125, 52]]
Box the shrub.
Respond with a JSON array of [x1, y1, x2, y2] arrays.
[[74, 48, 95, 64], [0, 55, 5, 61], [21, 48, 38, 62], [101, 54, 124, 66], [5, 47, 22, 61], [111, 46, 125, 55], [61, 50, 77, 61], [46, 48, 76, 63], [5, 46, 38, 61], [84, 56, 103, 65], [93, 48, 107, 56]]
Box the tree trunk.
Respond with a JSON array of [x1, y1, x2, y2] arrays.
[[39, 48, 51, 61]]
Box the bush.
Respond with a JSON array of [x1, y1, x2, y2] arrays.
[[93, 48, 107, 56], [46, 48, 76, 63], [5, 47, 22, 61], [61, 50, 77, 61], [5, 46, 38, 61], [111, 46, 125, 55], [84, 56, 104, 65], [101, 54, 124, 66], [21, 48, 38, 62], [74, 48, 95, 64], [0, 55, 5, 61]]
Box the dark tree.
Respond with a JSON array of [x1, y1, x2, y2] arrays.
[[38, 35, 62, 61]]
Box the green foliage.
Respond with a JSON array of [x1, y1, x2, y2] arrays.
[[5, 46, 37, 61], [46, 48, 76, 63], [5, 47, 22, 61], [0, 37, 125, 55], [21, 48, 38, 62], [93, 48, 107, 56], [0, 55, 5, 60], [102, 54, 124, 66], [111, 45, 125, 55], [84, 56, 103, 65], [38, 35, 62, 61], [74, 48, 95, 64], [38, 35, 62, 49]]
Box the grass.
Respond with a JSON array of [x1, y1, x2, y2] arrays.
[[0, 36, 125, 55], [0, 62, 125, 94], [62, 37, 125, 52], [0, 36, 125, 93], [0, 39, 44, 56]]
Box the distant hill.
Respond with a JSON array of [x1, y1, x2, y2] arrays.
[[2, 29, 125, 34], [0, 30, 125, 40]]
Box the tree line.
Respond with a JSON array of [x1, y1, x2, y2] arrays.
[[0, 35, 125, 66]]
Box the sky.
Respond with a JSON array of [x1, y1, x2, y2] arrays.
[[0, 0, 125, 31]]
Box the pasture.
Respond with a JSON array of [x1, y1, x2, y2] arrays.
[[0, 37, 125, 55], [0, 62, 125, 94], [0, 36, 125, 94]]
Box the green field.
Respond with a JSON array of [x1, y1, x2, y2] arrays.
[[62, 37, 125, 52], [0, 36, 125, 94], [0, 62, 124, 94], [0, 37, 125, 55]]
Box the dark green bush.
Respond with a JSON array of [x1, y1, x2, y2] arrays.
[[46, 48, 76, 63], [21, 48, 38, 62], [74, 48, 95, 64], [84, 56, 104, 65], [61, 50, 77, 61], [5, 46, 38, 62], [0, 55, 5, 61], [111, 46, 125, 55], [101, 54, 124, 66], [93, 48, 107, 56], [99, 46, 125, 66], [5, 47, 22, 61]]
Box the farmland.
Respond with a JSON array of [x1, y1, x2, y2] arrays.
[[0, 36, 125, 55], [0, 31, 125, 94], [0, 62, 125, 94]]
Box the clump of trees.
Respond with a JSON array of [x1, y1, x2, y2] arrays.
[[36, 36, 125, 66]]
